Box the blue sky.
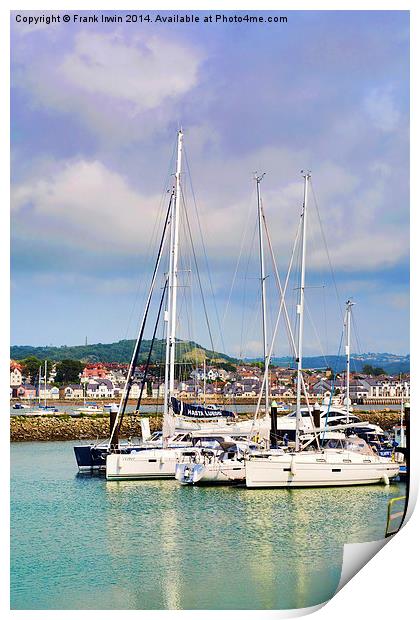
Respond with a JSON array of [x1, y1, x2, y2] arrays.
[[11, 10, 409, 356]]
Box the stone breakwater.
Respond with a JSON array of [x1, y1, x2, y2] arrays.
[[10, 414, 161, 442], [10, 410, 401, 442], [356, 411, 401, 431]]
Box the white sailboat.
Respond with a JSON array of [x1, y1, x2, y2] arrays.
[[175, 172, 272, 485], [175, 435, 257, 485], [74, 383, 104, 414], [106, 130, 270, 480], [245, 172, 400, 488], [26, 362, 58, 414], [275, 300, 388, 445]]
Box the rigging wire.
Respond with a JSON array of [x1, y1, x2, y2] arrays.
[[309, 178, 344, 323], [134, 278, 168, 414], [351, 305, 365, 373], [180, 184, 217, 358], [109, 190, 173, 447], [122, 140, 177, 343], [305, 302, 329, 369], [238, 214, 259, 359], [321, 322, 345, 440], [183, 145, 227, 356], [220, 186, 257, 338], [261, 203, 301, 360]]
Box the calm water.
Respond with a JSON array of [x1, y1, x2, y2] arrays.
[[11, 441, 406, 610]]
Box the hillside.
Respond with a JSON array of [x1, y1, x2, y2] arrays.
[[10, 339, 238, 365], [11, 340, 409, 374], [268, 354, 410, 375]]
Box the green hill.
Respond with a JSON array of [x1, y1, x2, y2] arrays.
[[10, 339, 238, 365]]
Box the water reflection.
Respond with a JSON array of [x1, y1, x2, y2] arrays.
[[101, 478, 405, 609], [11, 441, 406, 610]]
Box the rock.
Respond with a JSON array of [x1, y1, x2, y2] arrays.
[[10, 414, 162, 442]]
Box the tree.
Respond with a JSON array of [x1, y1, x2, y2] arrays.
[[19, 357, 53, 384], [216, 362, 237, 373], [20, 356, 42, 382], [373, 367, 385, 376], [55, 359, 84, 384], [362, 364, 385, 376]]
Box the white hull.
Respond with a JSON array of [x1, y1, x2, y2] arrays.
[[174, 415, 270, 438], [245, 451, 400, 488], [175, 460, 245, 485], [106, 448, 183, 480]]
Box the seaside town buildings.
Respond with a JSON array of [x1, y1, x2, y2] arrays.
[[10, 360, 410, 402]]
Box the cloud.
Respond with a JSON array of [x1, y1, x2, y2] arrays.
[[13, 30, 204, 143], [11, 139, 409, 278], [377, 291, 410, 310], [11, 158, 163, 253], [60, 32, 202, 112], [364, 86, 401, 132]]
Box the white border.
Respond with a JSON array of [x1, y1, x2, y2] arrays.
[[3, 2, 417, 619]]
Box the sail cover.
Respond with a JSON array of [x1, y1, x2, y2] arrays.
[[171, 397, 236, 418]]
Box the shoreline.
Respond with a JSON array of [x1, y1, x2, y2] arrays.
[[10, 410, 401, 442]]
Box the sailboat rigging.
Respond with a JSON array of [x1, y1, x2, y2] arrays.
[[104, 130, 269, 480], [245, 172, 400, 487]]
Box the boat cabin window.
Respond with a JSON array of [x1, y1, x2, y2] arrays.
[[288, 411, 311, 418], [344, 438, 374, 455], [324, 438, 344, 449], [173, 434, 192, 442]]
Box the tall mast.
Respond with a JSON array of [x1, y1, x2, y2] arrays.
[[295, 172, 310, 452], [44, 359, 47, 408], [400, 374, 405, 447], [256, 173, 269, 415], [38, 366, 41, 406], [203, 356, 206, 402], [345, 299, 355, 423], [164, 129, 183, 422]]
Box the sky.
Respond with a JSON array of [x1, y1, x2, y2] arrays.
[[10, 10, 410, 357]]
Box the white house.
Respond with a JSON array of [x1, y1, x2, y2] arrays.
[[38, 386, 60, 400], [365, 379, 410, 399], [63, 384, 84, 399], [86, 380, 116, 398], [10, 364, 23, 387], [128, 383, 142, 399]]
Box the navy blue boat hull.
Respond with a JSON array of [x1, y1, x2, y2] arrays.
[[74, 445, 108, 471]]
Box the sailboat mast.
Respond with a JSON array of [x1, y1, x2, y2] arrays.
[[203, 356, 206, 402], [38, 366, 41, 406], [256, 173, 269, 415], [44, 359, 47, 408], [345, 299, 354, 423], [296, 172, 310, 452], [164, 129, 183, 420], [400, 377, 405, 447]]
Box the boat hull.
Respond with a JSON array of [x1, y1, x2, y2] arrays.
[[175, 461, 245, 485], [73, 445, 108, 471], [106, 449, 182, 480], [245, 452, 400, 488]]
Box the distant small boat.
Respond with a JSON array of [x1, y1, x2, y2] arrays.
[[33, 361, 58, 412], [74, 403, 104, 415], [36, 405, 59, 412], [12, 403, 31, 410]]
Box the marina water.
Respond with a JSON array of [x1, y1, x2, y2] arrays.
[[11, 441, 405, 610]]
